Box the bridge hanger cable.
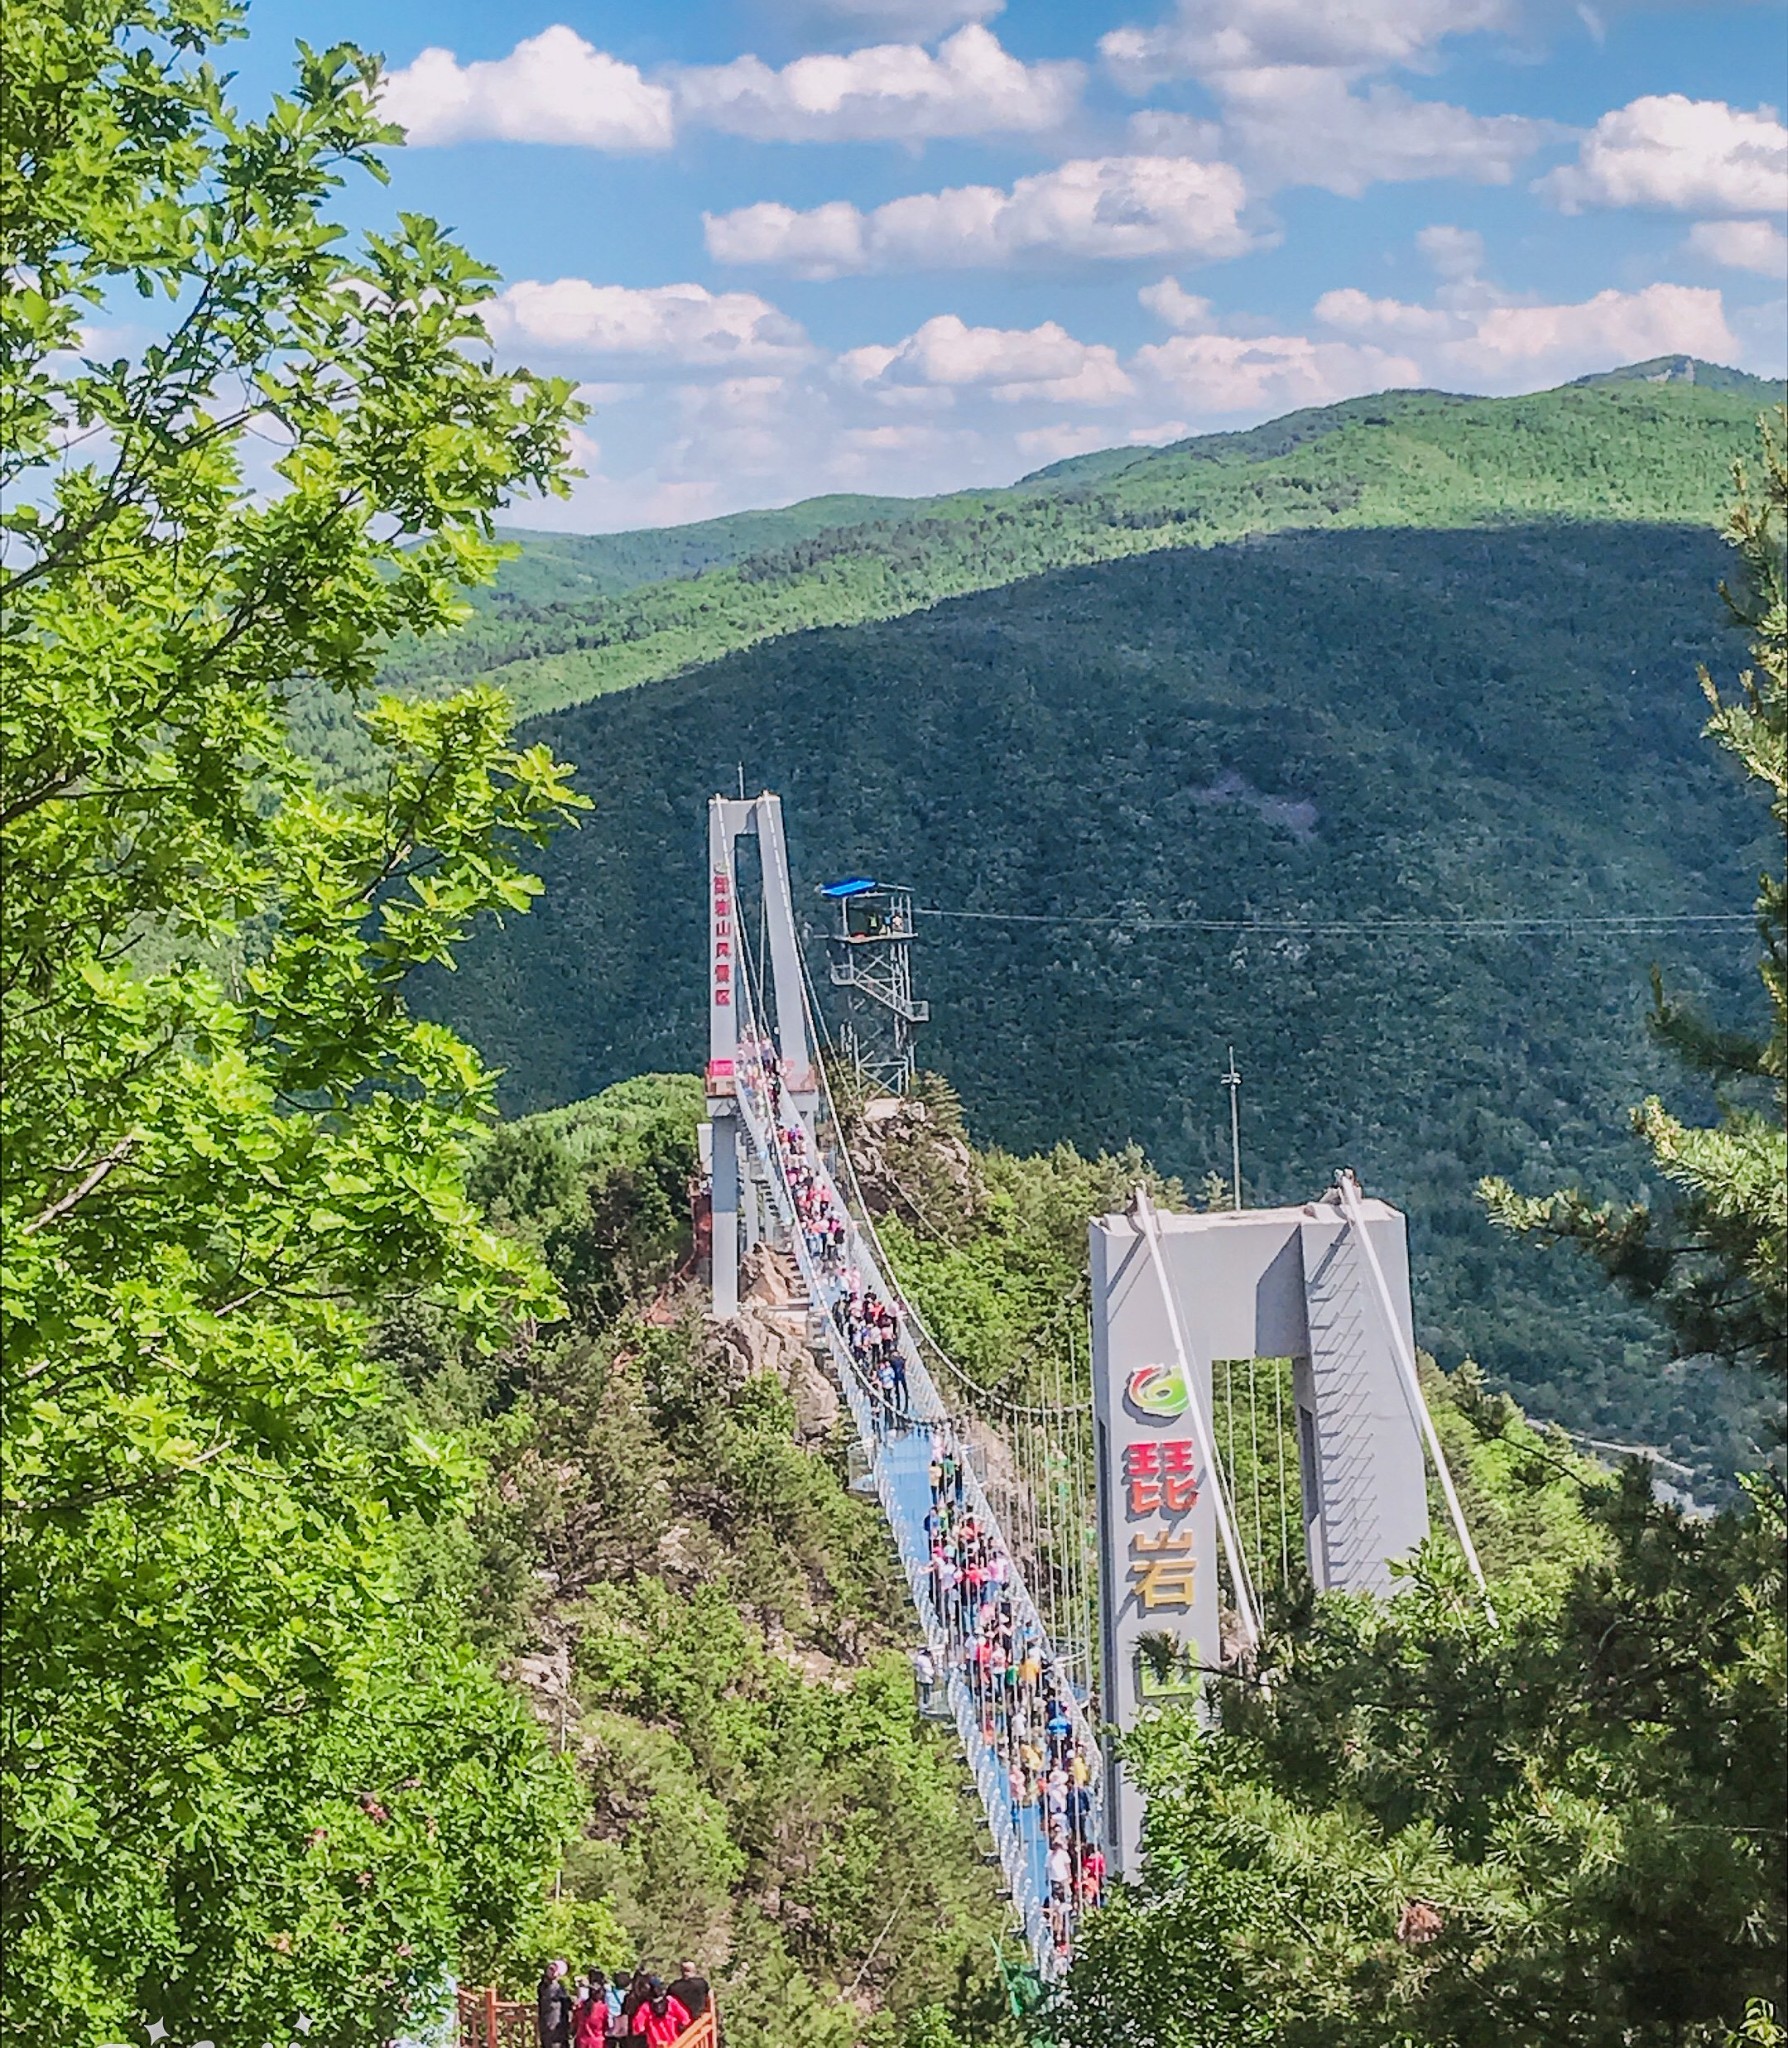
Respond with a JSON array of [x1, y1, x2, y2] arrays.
[[1334, 1172, 1497, 1626], [794, 974, 1089, 1425], [1132, 1184, 1264, 1655]]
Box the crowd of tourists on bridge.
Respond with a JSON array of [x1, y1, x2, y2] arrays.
[[918, 1443, 1106, 1952], [743, 1039, 1105, 1955], [536, 1958, 712, 2044]]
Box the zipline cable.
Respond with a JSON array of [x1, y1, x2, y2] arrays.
[[912, 905, 1750, 935]]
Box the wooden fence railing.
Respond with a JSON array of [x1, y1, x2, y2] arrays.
[[457, 1990, 718, 2048], [456, 1987, 536, 2048]]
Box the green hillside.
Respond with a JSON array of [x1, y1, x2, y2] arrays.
[[346, 374, 1776, 737], [483, 493, 924, 606], [386, 1075, 1015, 2045], [421, 508, 1776, 1496]]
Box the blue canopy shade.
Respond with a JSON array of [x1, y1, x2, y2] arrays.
[[821, 876, 880, 897]]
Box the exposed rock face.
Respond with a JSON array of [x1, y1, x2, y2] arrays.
[[842, 1089, 983, 1236], [700, 1246, 841, 1444], [511, 1643, 571, 1699]]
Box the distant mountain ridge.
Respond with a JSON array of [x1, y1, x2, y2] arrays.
[[296, 364, 1781, 785], [1569, 354, 1779, 395]]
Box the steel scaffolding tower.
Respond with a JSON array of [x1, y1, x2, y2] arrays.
[[822, 877, 929, 1095]]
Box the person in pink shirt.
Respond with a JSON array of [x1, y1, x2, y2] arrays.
[[631, 1979, 691, 2043]]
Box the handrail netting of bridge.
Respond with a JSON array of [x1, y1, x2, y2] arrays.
[[720, 859, 1105, 1977]]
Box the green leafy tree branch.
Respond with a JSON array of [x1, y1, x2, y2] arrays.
[[2, 4, 590, 2039]]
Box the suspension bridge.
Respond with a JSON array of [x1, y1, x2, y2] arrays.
[[700, 791, 1487, 1981]]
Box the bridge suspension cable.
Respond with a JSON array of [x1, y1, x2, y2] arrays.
[[787, 966, 1100, 1694]]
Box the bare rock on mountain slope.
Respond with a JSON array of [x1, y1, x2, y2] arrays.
[[697, 1247, 842, 1443], [843, 1090, 984, 1238]]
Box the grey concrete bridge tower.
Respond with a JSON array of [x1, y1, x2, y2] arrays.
[[703, 793, 818, 1318], [1090, 1176, 1435, 1872]]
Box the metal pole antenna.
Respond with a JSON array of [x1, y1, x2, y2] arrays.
[[1222, 1047, 1243, 1210]]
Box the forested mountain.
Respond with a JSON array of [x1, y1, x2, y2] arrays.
[[473, 493, 923, 607], [292, 369, 1781, 780], [425, 507, 1773, 1494]]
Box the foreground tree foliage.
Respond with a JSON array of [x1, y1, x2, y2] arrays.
[[1057, 429, 1787, 2046], [1, 4, 587, 2037], [1062, 1462, 1784, 2047]]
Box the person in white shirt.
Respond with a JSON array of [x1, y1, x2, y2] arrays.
[[912, 1646, 936, 1710]]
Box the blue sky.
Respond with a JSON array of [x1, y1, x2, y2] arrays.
[[236, 0, 1786, 529]]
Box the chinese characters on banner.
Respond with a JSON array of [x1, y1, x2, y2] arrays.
[[712, 869, 732, 1008], [1123, 1439, 1199, 1519]]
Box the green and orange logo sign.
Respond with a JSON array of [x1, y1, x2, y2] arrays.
[[1125, 1362, 1190, 1419]]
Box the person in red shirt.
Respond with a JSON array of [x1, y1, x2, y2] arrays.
[[573, 1973, 610, 2048], [631, 1980, 691, 2044], [1079, 1842, 1107, 1909]]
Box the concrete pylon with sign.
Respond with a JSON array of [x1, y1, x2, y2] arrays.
[[1090, 1178, 1430, 1872], [702, 792, 818, 1319]]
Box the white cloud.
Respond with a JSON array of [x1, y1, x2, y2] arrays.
[[1126, 108, 1227, 156], [484, 280, 812, 369], [777, 0, 1005, 38], [1100, 0, 1514, 92], [837, 422, 952, 452], [706, 154, 1260, 274], [672, 25, 1080, 142], [1541, 96, 1788, 215], [1315, 287, 1456, 339], [1139, 277, 1219, 331], [382, 22, 1073, 151], [1687, 218, 1788, 277], [1460, 285, 1738, 376], [717, 202, 878, 278], [563, 424, 603, 475], [1215, 68, 1547, 194], [856, 314, 1136, 403], [1135, 330, 1423, 414], [1316, 278, 1741, 384], [380, 28, 674, 148], [1099, 0, 1550, 200], [1416, 223, 1487, 280], [1014, 422, 1116, 463], [652, 382, 799, 484]]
